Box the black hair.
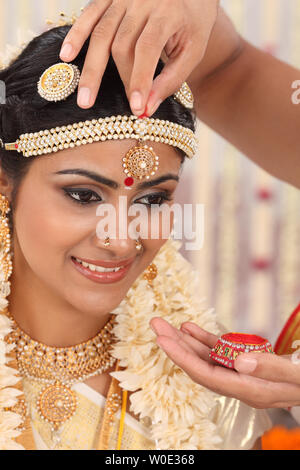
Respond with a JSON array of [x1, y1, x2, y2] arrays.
[[0, 25, 196, 229]]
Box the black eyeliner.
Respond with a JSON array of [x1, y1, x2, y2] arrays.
[[62, 187, 102, 205], [62, 187, 173, 206]]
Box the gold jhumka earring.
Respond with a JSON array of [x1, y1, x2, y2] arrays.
[[143, 263, 158, 288], [0, 195, 13, 300]]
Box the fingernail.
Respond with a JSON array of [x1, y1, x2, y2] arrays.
[[78, 87, 91, 107], [138, 112, 149, 119], [60, 43, 74, 61], [146, 99, 162, 117], [234, 356, 257, 374], [181, 326, 190, 335], [130, 91, 143, 114]]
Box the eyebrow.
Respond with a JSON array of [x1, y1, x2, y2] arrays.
[[54, 169, 179, 189]]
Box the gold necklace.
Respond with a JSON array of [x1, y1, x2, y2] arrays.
[[5, 311, 117, 446]]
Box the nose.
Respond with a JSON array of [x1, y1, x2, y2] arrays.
[[92, 231, 142, 259], [93, 196, 144, 258]]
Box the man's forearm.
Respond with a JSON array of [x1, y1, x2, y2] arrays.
[[188, 9, 300, 188]]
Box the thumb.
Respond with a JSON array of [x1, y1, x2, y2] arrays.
[[234, 354, 258, 374]]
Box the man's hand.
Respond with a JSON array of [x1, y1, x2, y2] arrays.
[[150, 317, 300, 409], [59, 0, 219, 115]]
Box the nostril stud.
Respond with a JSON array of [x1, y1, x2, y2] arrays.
[[104, 237, 110, 247], [135, 238, 143, 251]]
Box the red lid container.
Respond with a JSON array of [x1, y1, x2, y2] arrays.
[[209, 333, 274, 369]]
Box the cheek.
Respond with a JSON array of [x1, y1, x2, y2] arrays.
[[130, 205, 174, 240], [13, 183, 91, 266], [138, 209, 174, 266], [139, 238, 167, 278]]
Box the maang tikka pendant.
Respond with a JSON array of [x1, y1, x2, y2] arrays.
[[123, 117, 160, 189], [123, 139, 159, 188]]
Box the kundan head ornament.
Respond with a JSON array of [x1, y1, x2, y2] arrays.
[[1, 61, 197, 189]]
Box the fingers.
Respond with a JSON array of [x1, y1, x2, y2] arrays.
[[145, 42, 198, 116], [60, 1, 111, 62], [153, 319, 300, 408], [155, 333, 253, 396], [145, 5, 221, 117], [128, 14, 182, 115], [155, 334, 300, 408], [180, 324, 300, 386], [150, 317, 211, 361], [76, 2, 127, 108], [180, 321, 218, 349], [235, 352, 300, 386], [157, 334, 200, 366], [58, 0, 218, 115], [110, 10, 149, 106], [59, 0, 184, 114]]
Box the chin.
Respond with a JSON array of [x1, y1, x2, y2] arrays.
[[65, 288, 125, 318]]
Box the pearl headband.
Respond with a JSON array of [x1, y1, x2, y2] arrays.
[[1, 62, 197, 184]]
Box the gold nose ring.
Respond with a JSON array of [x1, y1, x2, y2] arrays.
[[135, 238, 143, 251], [104, 237, 142, 251], [104, 237, 110, 247]]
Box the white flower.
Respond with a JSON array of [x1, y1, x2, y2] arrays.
[[0, 298, 9, 311], [111, 238, 222, 450], [0, 310, 25, 451], [0, 365, 21, 388], [0, 313, 12, 339], [0, 411, 24, 450], [0, 387, 23, 408]]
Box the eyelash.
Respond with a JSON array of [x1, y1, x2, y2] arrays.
[[63, 188, 173, 207]]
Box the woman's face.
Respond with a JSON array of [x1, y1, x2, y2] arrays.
[[11, 139, 181, 317]]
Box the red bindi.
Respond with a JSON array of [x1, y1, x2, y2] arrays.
[[124, 177, 134, 187]]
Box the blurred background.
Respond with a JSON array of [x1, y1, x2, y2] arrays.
[[187, 0, 300, 346], [0, 0, 300, 345]]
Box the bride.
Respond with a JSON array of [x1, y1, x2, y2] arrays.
[[0, 24, 270, 450]]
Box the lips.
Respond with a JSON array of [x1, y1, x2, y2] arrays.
[[71, 255, 135, 284], [72, 255, 136, 268]]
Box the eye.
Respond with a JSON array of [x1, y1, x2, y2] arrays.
[[63, 188, 102, 205], [134, 192, 172, 207]]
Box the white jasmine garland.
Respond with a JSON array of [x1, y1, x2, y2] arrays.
[[0, 313, 24, 450], [110, 238, 222, 450], [0, 30, 37, 70]]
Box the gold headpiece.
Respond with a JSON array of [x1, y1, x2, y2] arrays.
[[3, 115, 196, 185], [173, 82, 194, 109], [2, 45, 196, 184], [4, 115, 196, 159], [35, 61, 194, 108], [37, 62, 81, 102]]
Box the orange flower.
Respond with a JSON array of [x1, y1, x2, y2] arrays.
[[262, 426, 300, 450]]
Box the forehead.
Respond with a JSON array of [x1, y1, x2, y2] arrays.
[[28, 139, 182, 179]]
